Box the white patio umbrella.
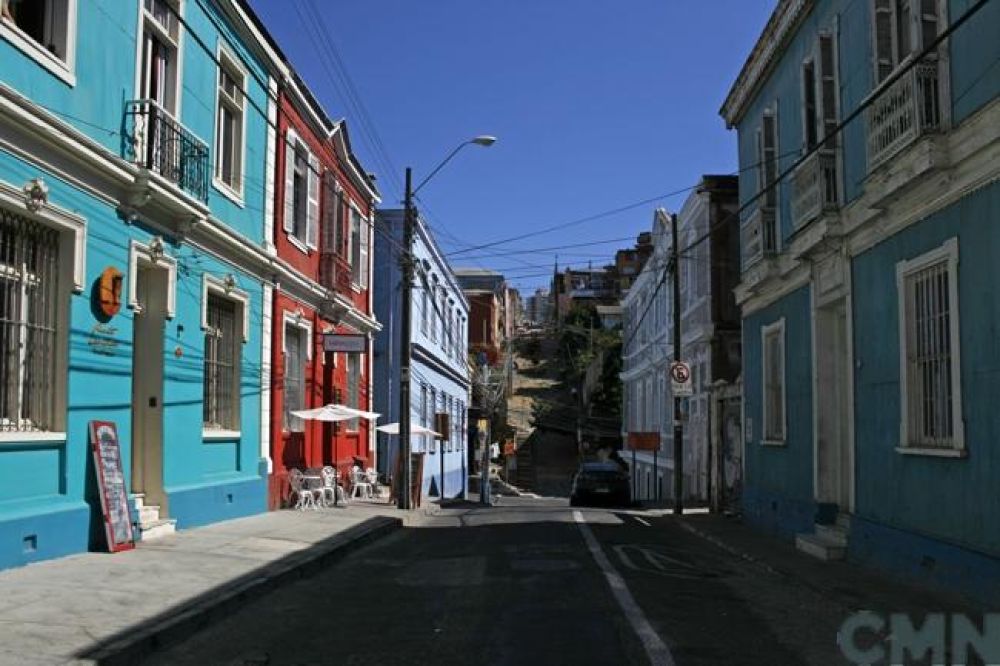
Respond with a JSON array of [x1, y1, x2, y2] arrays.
[[290, 404, 380, 422], [376, 422, 442, 438]]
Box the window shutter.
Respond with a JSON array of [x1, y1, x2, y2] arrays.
[[321, 175, 336, 255], [335, 189, 345, 255], [306, 155, 320, 249], [283, 133, 296, 233], [762, 112, 777, 209], [802, 60, 818, 150], [918, 0, 938, 52], [359, 218, 369, 289], [818, 34, 838, 149], [873, 0, 894, 83]]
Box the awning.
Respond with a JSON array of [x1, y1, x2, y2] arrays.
[[376, 422, 442, 438]]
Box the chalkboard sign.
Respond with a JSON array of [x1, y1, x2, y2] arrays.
[[89, 421, 135, 552]]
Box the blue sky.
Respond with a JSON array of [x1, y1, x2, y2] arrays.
[[248, 0, 774, 291]]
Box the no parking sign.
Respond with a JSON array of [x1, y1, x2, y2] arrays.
[[670, 361, 693, 397]]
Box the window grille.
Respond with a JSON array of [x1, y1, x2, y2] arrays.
[[203, 294, 239, 430], [347, 352, 360, 430], [762, 322, 785, 441], [0, 210, 59, 433], [284, 325, 305, 432], [902, 258, 956, 447]]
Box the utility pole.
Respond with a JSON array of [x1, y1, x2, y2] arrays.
[[397, 167, 414, 510], [671, 213, 684, 515]]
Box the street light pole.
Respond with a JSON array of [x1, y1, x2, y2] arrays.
[[396, 137, 496, 510], [672, 212, 684, 515]]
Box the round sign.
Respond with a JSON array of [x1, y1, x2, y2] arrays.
[[670, 361, 691, 384]]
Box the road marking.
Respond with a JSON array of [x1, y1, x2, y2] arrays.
[[634, 516, 652, 527], [574, 511, 676, 666]]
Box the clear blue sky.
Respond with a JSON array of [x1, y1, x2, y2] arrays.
[[248, 0, 774, 292]]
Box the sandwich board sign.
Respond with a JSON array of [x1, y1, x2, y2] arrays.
[[670, 361, 693, 397], [89, 421, 135, 553]]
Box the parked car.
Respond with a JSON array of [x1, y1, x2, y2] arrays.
[[569, 462, 630, 507]]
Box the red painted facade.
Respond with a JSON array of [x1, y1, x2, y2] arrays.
[[268, 86, 378, 509]]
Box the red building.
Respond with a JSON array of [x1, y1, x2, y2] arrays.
[[267, 74, 381, 508]]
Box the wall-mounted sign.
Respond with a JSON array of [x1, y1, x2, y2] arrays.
[[89, 421, 135, 553], [323, 333, 367, 353], [98, 266, 124, 317], [627, 432, 661, 451], [87, 323, 120, 356]]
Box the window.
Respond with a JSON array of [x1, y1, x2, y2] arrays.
[[428, 387, 436, 453], [817, 34, 838, 149], [420, 273, 429, 335], [283, 130, 318, 250], [0, 212, 59, 433], [346, 352, 360, 431], [319, 175, 344, 290], [138, 0, 180, 114], [215, 48, 245, 195], [1, 0, 75, 81], [430, 276, 439, 342], [802, 60, 818, 150], [762, 319, 785, 442], [420, 383, 428, 453], [897, 239, 962, 451], [203, 294, 239, 430], [872, 0, 939, 84], [758, 109, 778, 209], [283, 324, 307, 432], [459, 402, 466, 450], [446, 396, 453, 452], [349, 207, 368, 288]]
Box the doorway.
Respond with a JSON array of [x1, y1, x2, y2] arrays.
[[131, 262, 168, 515], [814, 300, 851, 511]]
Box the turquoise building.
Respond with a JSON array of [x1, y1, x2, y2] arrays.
[[0, 0, 291, 568], [721, 0, 999, 602]]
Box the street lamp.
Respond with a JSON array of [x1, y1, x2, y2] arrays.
[[397, 136, 496, 510]]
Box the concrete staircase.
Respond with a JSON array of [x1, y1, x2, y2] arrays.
[[796, 513, 850, 561], [131, 494, 176, 541], [515, 440, 536, 492]]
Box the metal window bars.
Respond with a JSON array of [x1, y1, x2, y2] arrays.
[[124, 99, 210, 202], [0, 211, 59, 433], [203, 295, 239, 430]]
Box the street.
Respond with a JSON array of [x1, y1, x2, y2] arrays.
[[146, 496, 856, 666]]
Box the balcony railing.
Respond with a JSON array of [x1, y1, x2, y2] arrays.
[[741, 206, 777, 270], [791, 150, 839, 229], [124, 100, 210, 202], [320, 252, 352, 296], [866, 61, 940, 171]]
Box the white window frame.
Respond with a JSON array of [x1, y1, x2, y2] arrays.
[[282, 310, 312, 433], [761, 318, 786, 445], [212, 43, 247, 204], [345, 351, 361, 432], [895, 238, 964, 456], [870, 0, 942, 84], [127, 239, 177, 318], [133, 0, 183, 118], [201, 286, 244, 437], [282, 128, 318, 254], [348, 203, 368, 290], [0, 0, 78, 86]]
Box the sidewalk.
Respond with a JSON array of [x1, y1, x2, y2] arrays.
[[0, 503, 421, 665]]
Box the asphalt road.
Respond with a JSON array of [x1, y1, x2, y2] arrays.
[[145, 497, 850, 666]]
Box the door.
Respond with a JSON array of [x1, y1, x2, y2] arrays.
[[815, 301, 851, 510], [131, 263, 168, 515], [718, 395, 743, 513]]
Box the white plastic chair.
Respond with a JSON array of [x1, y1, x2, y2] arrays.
[[320, 466, 346, 506], [365, 467, 381, 498], [351, 466, 372, 499], [288, 468, 321, 510]]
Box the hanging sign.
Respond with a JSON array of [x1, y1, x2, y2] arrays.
[[323, 333, 367, 353], [670, 361, 693, 397], [89, 421, 135, 553]]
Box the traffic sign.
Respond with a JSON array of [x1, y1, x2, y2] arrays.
[[670, 361, 693, 397]]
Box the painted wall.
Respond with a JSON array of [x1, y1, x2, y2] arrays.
[[948, 0, 1000, 125], [851, 183, 1000, 557], [740, 285, 814, 537]]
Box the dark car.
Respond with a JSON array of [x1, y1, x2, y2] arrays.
[[569, 462, 630, 507]]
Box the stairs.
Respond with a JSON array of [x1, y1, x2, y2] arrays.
[[796, 513, 850, 561], [131, 494, 176, 541], [515, 440, 536, 492]]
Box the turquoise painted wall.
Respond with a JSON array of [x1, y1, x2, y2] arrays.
[[741, 285, 814, 537], [948, 0, 1000, 125], [851, 182, 1000, 557]]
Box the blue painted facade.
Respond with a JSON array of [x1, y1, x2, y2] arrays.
[[374, 209, 470, 501], [0, 0, 278, 568], [724, 0, 999, 602]]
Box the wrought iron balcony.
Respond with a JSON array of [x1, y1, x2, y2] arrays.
[[319, 251, 353, 296], [866, 61, 941, 171], [124, 100, 210, 202], [791, 150, 839, 229], [741, 205, 777, 271]]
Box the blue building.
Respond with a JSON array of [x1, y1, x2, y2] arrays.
[[721, 0, 1000, 602], [374, 209, 470, 502], [0, 0, 295, 568]]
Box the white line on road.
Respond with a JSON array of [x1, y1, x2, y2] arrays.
[[634, 516, 652, 527], [574, 511, 676, 666]]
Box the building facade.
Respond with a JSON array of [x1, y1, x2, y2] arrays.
[[374, 210, 470, 501], [267, 74, 380, 507], [454, 268, 505, 365], [0, 0, 283, 567], [525, 287, 550, 325], [722, 0, 999, 601]]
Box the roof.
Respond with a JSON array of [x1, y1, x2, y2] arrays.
[[719, 0, 813, 128]]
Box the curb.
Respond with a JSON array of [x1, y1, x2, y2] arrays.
[[82, 515, 402, 665], [676, 519, 784, 578]]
